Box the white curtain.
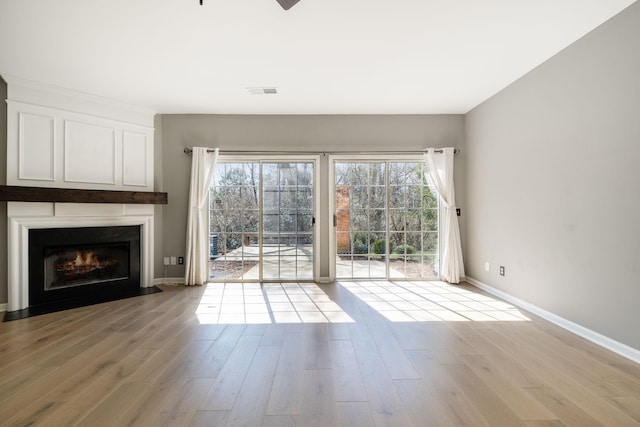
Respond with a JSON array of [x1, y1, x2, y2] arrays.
[[185, 147, 219, 286], [424, 147, 465, 283]]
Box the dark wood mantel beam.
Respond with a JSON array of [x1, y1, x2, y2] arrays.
[[0, 185, 168, 204]]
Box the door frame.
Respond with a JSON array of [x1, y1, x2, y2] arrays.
[[210, 154, 321, 283], [328, 154, 441, 281]]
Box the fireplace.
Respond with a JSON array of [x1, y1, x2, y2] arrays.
[[7, 202, 156, 314], [28, 226, 141, 307]]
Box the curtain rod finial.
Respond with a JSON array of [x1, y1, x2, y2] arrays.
[[184, 148, 192, 155]]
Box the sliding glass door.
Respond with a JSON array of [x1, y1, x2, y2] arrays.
[[262, 162, 314, 280], [209, 160, 315, 282], [333, 160, 439, 280]]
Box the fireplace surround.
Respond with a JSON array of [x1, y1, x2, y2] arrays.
[[29, 225, 141, 307], [7, 202, 156, 314]]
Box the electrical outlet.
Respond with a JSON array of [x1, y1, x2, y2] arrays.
[[485, 262, 490, 272], [170, 256, 177, 265], [178, 256, 184, 265], [163, 257, 170, 266], [500, 265, 505, 276]]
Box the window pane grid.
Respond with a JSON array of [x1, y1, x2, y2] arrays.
[[335, 161, 439, 280], [210, 161, 314, 281]]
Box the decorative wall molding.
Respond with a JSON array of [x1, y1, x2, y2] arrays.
[[2, 75, 156, 127], [64, 120, 117, 185], [18, 112, 56, 181], [465, 276, 640, 365], [5, 78, 154, 191], [122, 131, 149, 187]]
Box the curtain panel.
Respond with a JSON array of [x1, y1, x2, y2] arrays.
[[424, 148, 464, 283], [185, 147, 219, 285]]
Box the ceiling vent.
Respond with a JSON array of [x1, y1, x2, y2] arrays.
[[247, 87, 278, 95]]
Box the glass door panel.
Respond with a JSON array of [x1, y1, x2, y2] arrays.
[[210, 160, 314, 281], [262, 162, 314, 280], [335, 162, 387, 279], [335, 160, 439, 280], [210, 162, 260, 280]]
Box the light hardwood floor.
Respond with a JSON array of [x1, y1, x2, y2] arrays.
[[1, 280, 639, 426]]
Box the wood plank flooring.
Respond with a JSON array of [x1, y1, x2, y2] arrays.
[[1, 280, 640, 426]]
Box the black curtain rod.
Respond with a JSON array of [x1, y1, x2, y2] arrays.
[[183, 148, 459, 155]]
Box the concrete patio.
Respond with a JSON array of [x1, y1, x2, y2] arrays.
[[209, 244, 437, 281]]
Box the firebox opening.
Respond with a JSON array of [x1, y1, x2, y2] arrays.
[[28, 225, 142, 308], [44, 242, 131, 291]]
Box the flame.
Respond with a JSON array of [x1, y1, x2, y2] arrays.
[[74, 251, 100, 267], [57, 250, 115, 274]]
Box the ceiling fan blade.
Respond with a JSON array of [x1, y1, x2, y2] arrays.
[[276, 0, 302, 10]]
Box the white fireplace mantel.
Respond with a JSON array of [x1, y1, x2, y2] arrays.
[[7, 202, 154, 312], [3, 78, 159, 312]]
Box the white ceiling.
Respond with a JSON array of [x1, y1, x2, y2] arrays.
[[0, 0, 636, 114]]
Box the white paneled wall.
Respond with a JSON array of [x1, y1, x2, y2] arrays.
[[18, 112, 55, 181], [3, 77, 158, 310], [5, 77, 155, 190], [64, 120, 116, 185], [122, 130, 149, 187]]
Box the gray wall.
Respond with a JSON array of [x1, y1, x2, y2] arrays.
[[465, 2, 640, 349], [157, 115, 465, 280], [0, 77, 7, 304]]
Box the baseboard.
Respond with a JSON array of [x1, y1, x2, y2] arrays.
[[465, 276, 640, 365], [0, 303, 7, 313], [154, 277, 185, 285], [154, 277, 334, 285]]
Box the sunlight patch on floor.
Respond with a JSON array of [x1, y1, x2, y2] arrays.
[[340, 281, 531, 322], [195, 282, 355, 324], [196, 281, 530, 324]]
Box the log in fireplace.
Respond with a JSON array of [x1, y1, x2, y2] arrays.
[[28, 225, 141, 307]]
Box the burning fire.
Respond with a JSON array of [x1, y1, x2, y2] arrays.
[[74, 251, 99, 267], [57, 250, 115, 274]]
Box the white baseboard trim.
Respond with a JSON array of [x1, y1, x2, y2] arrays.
[[465, 276, 640, 365], [154, 277, 185, 286], [0, 303, 7, 313], [318, 277, 333, 284]]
